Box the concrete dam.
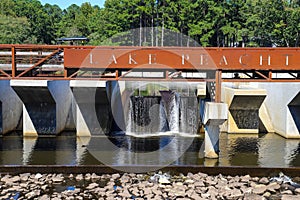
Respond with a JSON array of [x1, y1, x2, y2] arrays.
[[1, 45, 300, 158]]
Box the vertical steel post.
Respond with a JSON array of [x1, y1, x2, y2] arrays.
[[11, 46, 16, 78], [63, 48, 68, 78], [215, 70, 222, 103]]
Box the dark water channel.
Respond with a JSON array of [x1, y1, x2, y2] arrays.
[[0, 132, 300, 167]]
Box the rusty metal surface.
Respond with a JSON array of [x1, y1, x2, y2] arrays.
[[0, 165, 300, 177], [0, 44, 300, 82]]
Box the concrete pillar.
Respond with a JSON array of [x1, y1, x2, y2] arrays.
[[11, 80, 71, 136], [255, 83, 300, 138], [70, 80, 112, 136], [221, 85, 269, 133], [201, 102, 228, 158], [0, 80, 22, 135], [107, 81, 126, 133]]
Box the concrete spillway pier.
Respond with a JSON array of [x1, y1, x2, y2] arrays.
[[10, 80, 72, 136], [221, 84, 271, 134], [0, 79, 299, 140], [255, 83, 300, 138], [0, 80, 22, 135], [70, 80, 113, 136], [201, 101, 228, 158]]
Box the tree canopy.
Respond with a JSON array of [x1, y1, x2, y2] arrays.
[[0, 0, 299, 47]]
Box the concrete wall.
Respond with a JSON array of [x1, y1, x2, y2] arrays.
[[0, 80, 22, 135], [255, 83, 300, 138], [107, 81, 126, 133], [48, 81, 73, 133], [70, 80, 112, 136], [11, 80, 71, 136], [221, 84, 269, 133]]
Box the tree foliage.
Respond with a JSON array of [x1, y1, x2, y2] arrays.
[[0, 0, 299, 46]]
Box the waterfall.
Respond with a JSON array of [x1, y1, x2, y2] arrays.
[[126, 91, 199, 135], [160, 90, 180, 133], [179, 96, 199, 134], [127, 96, 161, 134]]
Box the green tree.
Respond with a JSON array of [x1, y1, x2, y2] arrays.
[[0, 15, 34, 44]]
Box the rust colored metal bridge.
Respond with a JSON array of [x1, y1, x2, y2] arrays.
[[1, 44, 300, 102]]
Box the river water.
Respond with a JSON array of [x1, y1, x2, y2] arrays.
[[0, 132, 299, 167]]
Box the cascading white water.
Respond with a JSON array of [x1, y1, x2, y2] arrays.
[[126, 90, 199, 135], [168, 92, 180, 132]]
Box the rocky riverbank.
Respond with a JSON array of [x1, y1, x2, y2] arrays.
[[1, 172, 300, 199]]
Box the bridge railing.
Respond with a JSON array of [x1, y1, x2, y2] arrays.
[[0, 44, 300, 82]]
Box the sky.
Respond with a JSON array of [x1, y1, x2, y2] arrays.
[[39, 0, 105, 9]]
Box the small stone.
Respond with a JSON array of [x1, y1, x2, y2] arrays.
[[281, 190, 293, 195], [145, 194, 154, 199], [41, 185, 48, 191], [1, 175, 11, 184], [1, 194, 10, 199], [86, 183, 99, 190], [20, 173, 30, 182], [91, 173, 100, 180], [231, 188, 243, 198], [152, 189, 162, 196], [130, 187, 140, 196], [120, 189, 132, 198], [194, 180, 205, 187], [281, 183, 296, 191], [85, 173, 91, 181], [281, 195, 300, 200], [52, 176, 64, 183], [20, 182, 28, 188], [241, 175, 251, 183], [259, 177, 269, 184], [201, 193, 211, 198], [241, 186, 252, 194], [143, 187, 152, 195], [244, 193, 266, 200], [159, 177, 170, 184], [120, 175, 130, 184], [25, 190, 40, 199], [295, 188, 300, 194], [267, 182, 280, 193], [252, 177, 260, 182], [185, 189, 194, 197], [75, 174, 84, 181], [35, 173, 43, 180], [262, 191, 271, 198], [198, 172, 208, 178], [175, 182, 184, 186], [191, 193, 202, 200], [10, 176, 20, 183], [185, 179, 194, 184], [253, 184, 267, 195], [39, 194, 50, 200], [111, 173, 120, 180], [206, 186, 218, 198]]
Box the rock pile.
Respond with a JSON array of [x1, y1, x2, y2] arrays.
[[0, 172, 300, 199]]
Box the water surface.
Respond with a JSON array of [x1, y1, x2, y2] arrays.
[[0, 132, 299, 167]]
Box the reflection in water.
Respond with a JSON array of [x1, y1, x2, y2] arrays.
[[0, 133, 300, 167]]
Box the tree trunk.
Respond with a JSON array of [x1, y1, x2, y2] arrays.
[[161, 17, 164, 47], [151, 15, 154, 47], [139, 15, 142, 46]]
